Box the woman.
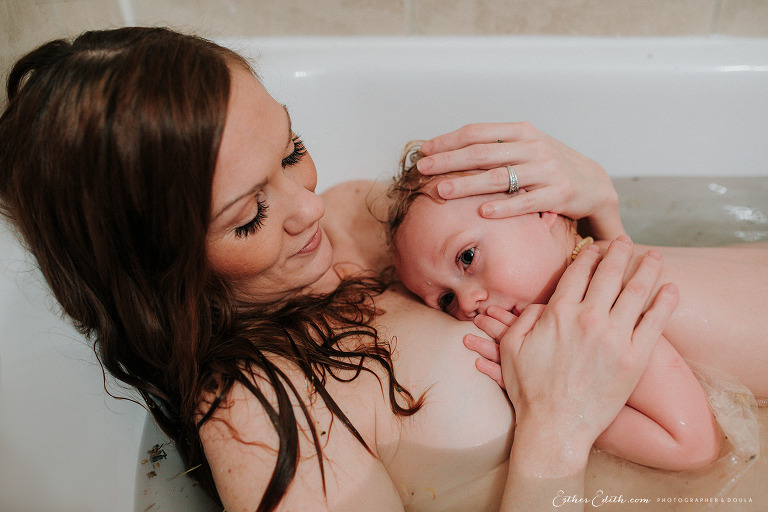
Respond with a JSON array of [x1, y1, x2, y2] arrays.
[[0, 27, 678, 511]]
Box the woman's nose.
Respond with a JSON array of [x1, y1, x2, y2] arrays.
[[283, 170, 324, 235], [284, 184, 324, 235]]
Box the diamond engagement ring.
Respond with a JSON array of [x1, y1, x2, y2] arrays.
[[506, 164, 519, 194]]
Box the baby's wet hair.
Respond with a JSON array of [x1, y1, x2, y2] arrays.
[[386, 141, 446, 247]]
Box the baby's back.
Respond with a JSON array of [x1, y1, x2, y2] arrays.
[[637, 242, 768, 399]]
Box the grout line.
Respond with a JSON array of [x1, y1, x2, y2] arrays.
[[710, 0, 723, 35], [116, 0, 136, 27], [405, 0, 414, 35]]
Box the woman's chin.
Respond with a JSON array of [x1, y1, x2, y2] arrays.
[[297, 236, 338, 295]]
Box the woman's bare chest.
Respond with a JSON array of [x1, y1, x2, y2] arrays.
[[371, 288, 514, 510]]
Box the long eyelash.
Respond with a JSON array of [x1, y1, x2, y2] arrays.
[[234, 198, 269, 238], [282, 135, 307, 167]]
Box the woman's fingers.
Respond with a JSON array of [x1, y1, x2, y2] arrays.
[[478, 186, 553, 219], [464, 333, 501, 363], [610, 248, 664, 322], [631, 283, 679, 353], [420, 122, 532, 158], [582, 235, 634, 309], [547, 243, 601, 305], [436, 165, 518, 198], [501, 304, 544, 356], [417, 142, 520, 175]]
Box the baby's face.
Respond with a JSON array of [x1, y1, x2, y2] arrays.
[[393, 191, 569, 321]]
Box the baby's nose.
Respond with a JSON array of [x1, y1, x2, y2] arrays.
[[456, 287, 487, 320]]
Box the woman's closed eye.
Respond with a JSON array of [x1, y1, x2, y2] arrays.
[[234, 197, 269, 238], [282, 135, 307, 167]]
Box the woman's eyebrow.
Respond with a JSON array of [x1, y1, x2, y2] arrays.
[[212, 106, 294, 221]]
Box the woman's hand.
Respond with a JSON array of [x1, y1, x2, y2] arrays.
[[416, 122, 624, 240], [468, 236, 679, 449]]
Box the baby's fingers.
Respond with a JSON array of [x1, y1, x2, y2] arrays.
[[473, 311, 511, 339], [475, 358, 505, 388], [485, 305, 518, 327], [464, 333, 501, 363]]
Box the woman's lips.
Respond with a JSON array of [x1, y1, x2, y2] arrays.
[[297, 226, 322, 255]]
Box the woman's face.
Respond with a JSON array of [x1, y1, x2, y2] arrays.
[[206, 66, 333, 302]]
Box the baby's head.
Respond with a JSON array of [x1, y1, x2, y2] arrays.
[[386, 142, 578, 321]]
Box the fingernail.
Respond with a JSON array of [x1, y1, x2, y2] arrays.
[[480, 204, 495, 217], [437, 181, 453, 197], [583, 243, 599, 253], [417, 157, 433, 172], [646, 249, 662, 260], [616, 234, 632, 244], [421, 141, 434, 154]]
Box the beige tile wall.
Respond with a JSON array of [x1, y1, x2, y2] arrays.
[[2, 0, 768, 93]]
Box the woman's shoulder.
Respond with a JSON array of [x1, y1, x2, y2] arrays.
[[321, 179, 385, 201], [321, 179, 391, 223], [321, 180, 393, 272]]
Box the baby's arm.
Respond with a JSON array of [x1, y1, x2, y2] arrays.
[[594, 334, 721, 470], [467, 308, 721, 471]]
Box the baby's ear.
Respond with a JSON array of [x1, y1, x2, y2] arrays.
[[540, 211, 559, 228]]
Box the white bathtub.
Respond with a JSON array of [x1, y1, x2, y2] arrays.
[[1, 36, 766, 512]]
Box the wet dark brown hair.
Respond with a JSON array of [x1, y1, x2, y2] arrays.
[[0, 27, 420, 510]]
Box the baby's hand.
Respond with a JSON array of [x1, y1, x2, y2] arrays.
[[464, 305, 543, 388]]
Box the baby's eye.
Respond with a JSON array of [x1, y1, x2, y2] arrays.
[[438, 292, 456, 312], [458, 248, 475, 268]]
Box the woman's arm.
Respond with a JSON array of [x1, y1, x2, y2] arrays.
[[496, 236, 679, 511], [415, 122, 624, 240], [472, 314, 721, 471], [468, 245, 717, 472]]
